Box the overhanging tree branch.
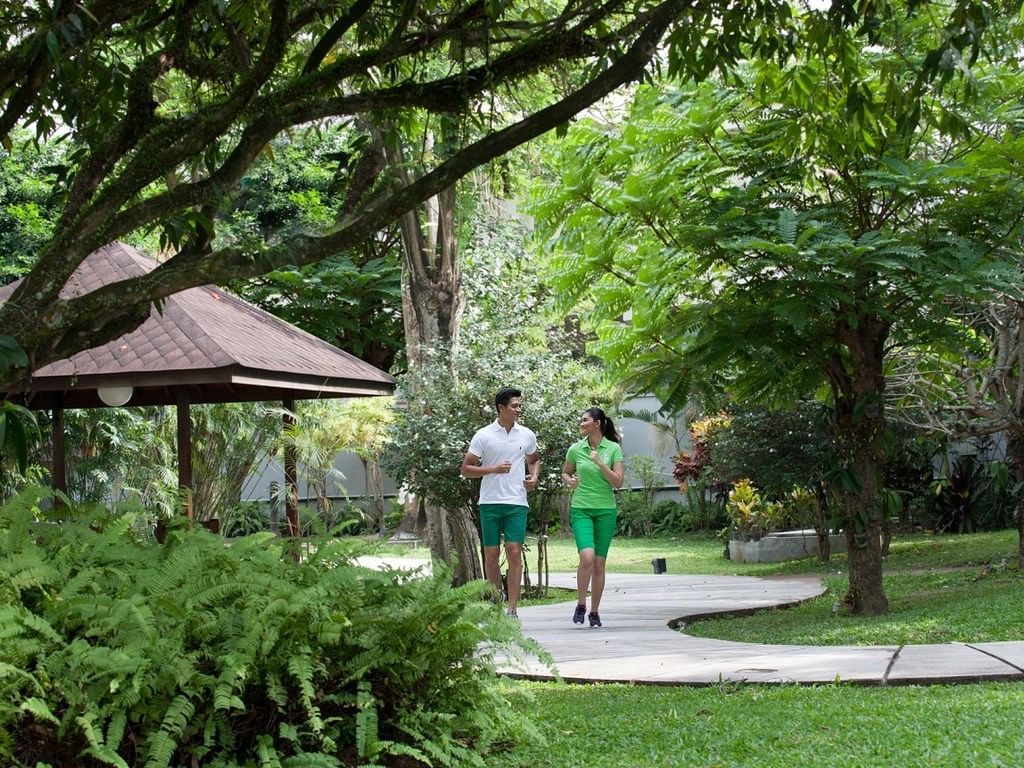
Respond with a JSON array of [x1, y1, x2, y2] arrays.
[[10, 0, 683, 373]]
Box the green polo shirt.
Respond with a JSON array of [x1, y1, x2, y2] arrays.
[[565, 437, 623, 508]]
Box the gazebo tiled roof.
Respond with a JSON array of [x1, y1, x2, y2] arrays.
[[1, 242, 395, 409]]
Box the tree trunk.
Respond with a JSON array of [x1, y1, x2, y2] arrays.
[[881, 516, 892, 557], [1018, 494, 1024, 571], [816, 528, 831, 562], [362, 458, 386, 534], [814, 484, 831, 562], [425, 505, 483, 584], [830, 315, 890, 616], [837, 442, 888, 615], [380, 125, 477, 581], [534, 492, 553, 596]]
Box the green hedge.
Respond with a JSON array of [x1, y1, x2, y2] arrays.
[[0, 487, 542, 767]]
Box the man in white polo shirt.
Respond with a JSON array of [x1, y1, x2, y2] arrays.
[[461, 387, 540, 618]]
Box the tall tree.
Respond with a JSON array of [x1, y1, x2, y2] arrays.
[[384, 210, 612, 585], [532, 8, 1022, 614]]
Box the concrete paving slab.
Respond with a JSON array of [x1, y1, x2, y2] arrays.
[[670, 643, 897, 685], [969, 641, 1024, 672], [886, 643, 1024, 684]]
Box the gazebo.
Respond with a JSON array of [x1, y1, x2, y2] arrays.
[[0, 242, 395, 533]]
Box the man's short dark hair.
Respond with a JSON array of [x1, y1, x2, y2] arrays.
[[495, 387, 522, 410]]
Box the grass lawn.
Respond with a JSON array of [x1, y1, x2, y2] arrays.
[[486, 680, 1024, 768], [532, 528, 1019, 576], [370, 530, 1023, 643]]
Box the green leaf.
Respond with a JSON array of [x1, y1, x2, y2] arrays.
[[0, 335, 29, 373]]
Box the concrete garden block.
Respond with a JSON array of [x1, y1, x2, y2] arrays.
[[728, 529, 847, 563]]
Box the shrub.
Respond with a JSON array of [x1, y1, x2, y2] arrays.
[[221, 500, 267, 537], [927, 451, 1021, 533], [725, 479, 768, 541], [679, 470, 729, 531], [672, 414, 728, 488], [615, 490, 655, 536], [617, 496, 693, 537], [649, 499, 693, 534], [0, 487, 540, 767], [706, 405, 829, 500]]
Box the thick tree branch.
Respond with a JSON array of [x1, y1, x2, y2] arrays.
[[75, 1, 655, 257], [0, 0, 164, 131], [302, 0, 375, 73], [10, 0, 683, 372]]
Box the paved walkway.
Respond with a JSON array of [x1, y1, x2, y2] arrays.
[[354, 558, 1024, 686], [501, 572, 1024, 686]]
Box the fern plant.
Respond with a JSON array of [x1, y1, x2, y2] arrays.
[[0, 486, 544, 767]]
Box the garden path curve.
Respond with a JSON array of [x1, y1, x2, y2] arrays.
[[501, 572, 1024, 686]]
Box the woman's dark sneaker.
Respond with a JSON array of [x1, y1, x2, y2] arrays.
[[588, 612, 602, 628], [573, 604, 587, 624]]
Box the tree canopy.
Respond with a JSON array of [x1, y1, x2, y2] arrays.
[[0, 0, 1004, 394], [530, 5, 1024, 613]]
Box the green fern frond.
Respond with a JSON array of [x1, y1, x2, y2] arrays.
[[355, 679, 379, 760], [2, 604, 63, 645], [257, 733, 284, 768], [18, 696, 58, 724], [143, 729, 177, 768], [776, 208, 797, 242], [0, 551, 59, 595], [77, 710, 130, 768], [281, 753, 343, 767], [287, 652, 324, 734]]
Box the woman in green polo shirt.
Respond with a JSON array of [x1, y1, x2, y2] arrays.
[[562, 407, 624, 627]]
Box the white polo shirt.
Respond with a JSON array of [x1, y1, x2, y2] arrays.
[[467, 420, 538, 505]]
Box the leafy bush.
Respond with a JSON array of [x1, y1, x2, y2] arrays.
[[881, 424, 941, 527], [706, 406, 830, 500], [726, 479, 771, 541], [671, 415, 727, 487], [615, 491, 655, 536], [617, 496, 692, 537], [221, 500, 267, 537], [927, 451, 1021, 533], [617, 456, 686, 536], [679, 472, 728, 532], [0, 487, 540, 767]]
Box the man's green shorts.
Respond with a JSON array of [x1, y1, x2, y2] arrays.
[[479, 503, 528, 548]]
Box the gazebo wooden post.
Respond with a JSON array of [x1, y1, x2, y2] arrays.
[[51, 393, 67, 497], [177, 390, 193, 520], [283, 397, 299, 536]]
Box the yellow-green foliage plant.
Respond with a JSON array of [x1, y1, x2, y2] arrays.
[[0, 486, 542, 767], [726, 479, 765, 541]]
